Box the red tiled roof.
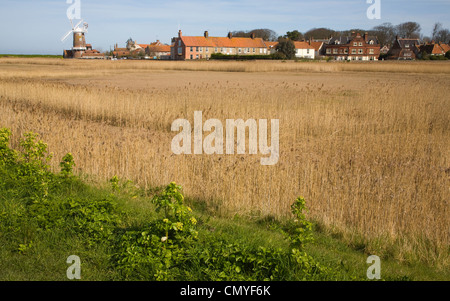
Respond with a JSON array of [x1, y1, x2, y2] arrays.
[[148, 45, 171, 52], [309, 41, 323, 51], [181, 36, 267, 48], [264, 41, 278, 49], [440, 43, 450, 53], [150, 41, 163, 46], [293, 41, 315, 49]]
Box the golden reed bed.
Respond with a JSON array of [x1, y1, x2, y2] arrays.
[[0, 57, 449, 268]]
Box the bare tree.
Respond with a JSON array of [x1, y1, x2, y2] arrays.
[[372, 22, 396, 46], [436, 29, 450, 43], [432, 22, 443, 40], [395, 22, 421, 39], [232, 29, 278, 41], [431, 23, 450, 43]]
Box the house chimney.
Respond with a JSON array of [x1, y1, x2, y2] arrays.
[[178, 30, 182, 38], [250, 32, 256, 39], [204, 31, 209, 38], [228, 32, 232, 39], [365, 32, 369, 42]]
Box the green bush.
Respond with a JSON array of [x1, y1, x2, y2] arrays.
[[429, 54, 448, 60], [271, 52, 287, 60]]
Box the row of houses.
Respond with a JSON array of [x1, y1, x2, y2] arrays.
[[112, 40, 171, 59], [387, 37, 450, 60], [110, 29, 450, 61], [169, 30, 325, 60]]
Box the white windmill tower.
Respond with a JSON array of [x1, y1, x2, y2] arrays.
[[61, 19, 89, 58]]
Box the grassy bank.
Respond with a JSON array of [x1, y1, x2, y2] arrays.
[[0, 128, 447, 281]]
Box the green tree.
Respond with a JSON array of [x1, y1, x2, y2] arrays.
[[276, 38, 296, 60], [285, 30, 303, 41]]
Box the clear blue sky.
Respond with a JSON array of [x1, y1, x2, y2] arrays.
[[0, 0, 449, 54]]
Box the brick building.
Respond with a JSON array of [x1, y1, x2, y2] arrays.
[[386, 37, 420, 60], [325, 32, 380, 61], [171, 30, 269, 60]]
